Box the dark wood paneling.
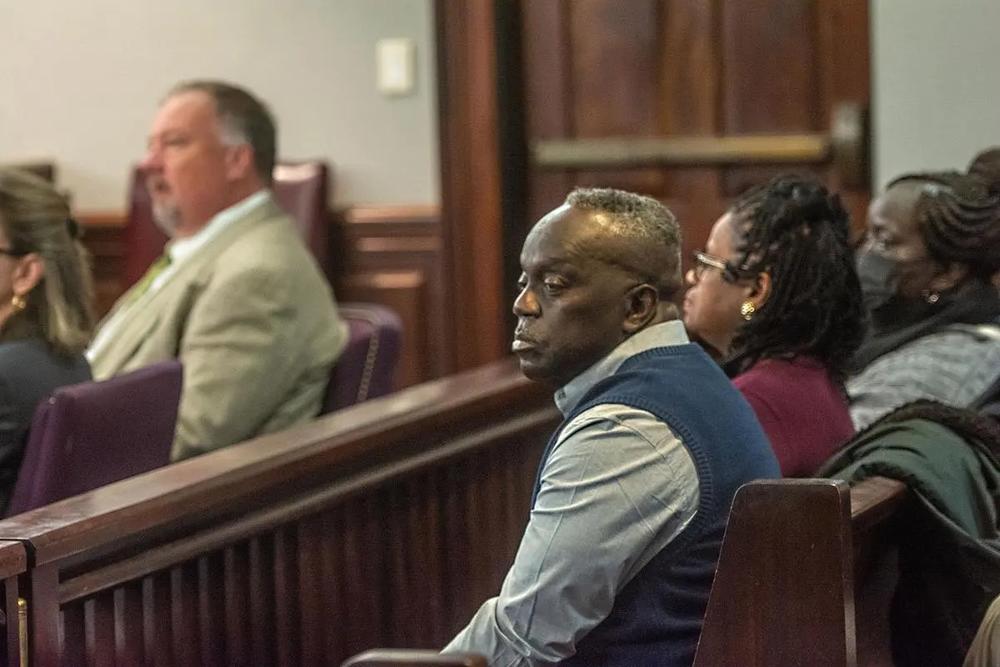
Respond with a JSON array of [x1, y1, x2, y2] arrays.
[[0, 360, 558, 666], [334, 205, 444, 388], [78, 213, 125, 319], [569, 0, 664, 195], [514, 0, 872, 269], [721, 1, 822, 134], [522, 0, 573, 227], [436, 0, 508, 373]]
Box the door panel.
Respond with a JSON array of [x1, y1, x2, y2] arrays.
[[519, 0, 871, 269]]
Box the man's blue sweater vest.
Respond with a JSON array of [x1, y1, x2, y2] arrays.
[[532, 343, 779, 666]]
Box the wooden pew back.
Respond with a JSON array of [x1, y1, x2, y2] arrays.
[[694, 476, 907, 667], [0, 360, 559, 667]]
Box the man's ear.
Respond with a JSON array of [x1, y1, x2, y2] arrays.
[[224, 144, 256, 181], [12, 254, 45, 296], [929, 262, 969, 294], [622, 283, 659, 334], [747, 272, 772, 309]]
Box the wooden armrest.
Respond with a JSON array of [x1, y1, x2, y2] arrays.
[[342, 649, 487, 667], [849, 476, 908, 532]]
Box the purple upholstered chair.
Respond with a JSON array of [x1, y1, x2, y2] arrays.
[[5, 360, 183, 517], [322, 303, 403, 414]]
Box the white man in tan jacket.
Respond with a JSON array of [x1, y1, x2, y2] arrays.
[[88, 80, 346, 461]]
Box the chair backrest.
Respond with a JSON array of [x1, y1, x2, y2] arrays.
[[123, 160, 333, 287], [5, 360, 183, 517], [693, 476, 908, 667], [272, 161, 331, 276], [322, 303, 403, 414], [123, 166, 167, 288]]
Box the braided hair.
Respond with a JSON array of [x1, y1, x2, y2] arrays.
[[887, 170, 1000, 282], [723, 175, 865, 381]]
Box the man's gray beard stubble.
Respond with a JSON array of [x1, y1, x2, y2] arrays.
[[151, 201, 181, 238]]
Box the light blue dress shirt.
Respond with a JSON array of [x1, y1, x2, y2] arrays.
[[444, 320, 700, 666]]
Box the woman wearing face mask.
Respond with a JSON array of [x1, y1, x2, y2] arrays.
[[0, 169, 94, 511], [848, 170, 1000, 430], [683, 176, 865, 476]]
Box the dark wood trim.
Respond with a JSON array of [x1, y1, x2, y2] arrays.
[[77, 211, 125, 228], [342, 204, 439, 225], [435, 0, 508, 373]]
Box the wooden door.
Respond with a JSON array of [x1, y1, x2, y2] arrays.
[[517, 0, 870, 272], [434, 0, 870, 372]]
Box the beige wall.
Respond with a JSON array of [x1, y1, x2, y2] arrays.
[[872, 0, 1000, 188], [0, 0, 438, 211]]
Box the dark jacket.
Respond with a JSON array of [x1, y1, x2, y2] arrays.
[[0, 338, 91, 511], [819, 418, 1000, 667]]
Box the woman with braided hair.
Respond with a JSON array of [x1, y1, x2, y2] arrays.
[[847, 168, 1000, 430], [683, 175, 865, 476]]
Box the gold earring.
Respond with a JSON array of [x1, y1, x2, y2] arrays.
[[740, 301, 755, 321], [10, 294, 26, 313]]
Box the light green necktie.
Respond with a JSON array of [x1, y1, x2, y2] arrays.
[[126, 253, 172, 305]]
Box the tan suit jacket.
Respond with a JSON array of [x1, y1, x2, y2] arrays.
[[90, 196, 347, 460]]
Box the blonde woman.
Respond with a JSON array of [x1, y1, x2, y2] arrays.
[[0, 168, 93, 511]]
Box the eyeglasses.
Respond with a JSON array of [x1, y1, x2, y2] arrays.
[[691, 251, 741, 282]]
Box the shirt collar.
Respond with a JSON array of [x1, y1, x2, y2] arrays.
[[166, 189, 271, 263], [554, 320, 690, 416]]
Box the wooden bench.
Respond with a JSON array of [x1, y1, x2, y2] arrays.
[[694, 476, 908, 667], [342, 649, 485, 667], [0, 359, 559, 667], [341, 477, 909, 667], [0, 356, 911, 666]]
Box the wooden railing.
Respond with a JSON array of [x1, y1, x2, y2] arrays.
[[0, 356, 916, 666], [0, 359, 559, 666], [0, 541, 27, 667], [338, 476, 910, 667]]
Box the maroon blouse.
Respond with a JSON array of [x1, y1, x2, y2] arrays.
[[733, 356, 855, 477]]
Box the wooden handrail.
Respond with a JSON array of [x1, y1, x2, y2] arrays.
[[532, 102, 868, 187], [534, 133, 831, 169], [0, 357, 550, 565]]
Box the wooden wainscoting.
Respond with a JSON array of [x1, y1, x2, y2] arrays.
[[78, 212, 126, 319], [78, 203, 445, 389], [333, 205, 446, 389]]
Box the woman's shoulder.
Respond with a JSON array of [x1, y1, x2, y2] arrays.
[[886, 323, 1000, 361], [0, 338, 90, 382]]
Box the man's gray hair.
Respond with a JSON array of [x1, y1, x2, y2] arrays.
[[565, 187, 682, 296], [168, 80, 277, 184], [565, 187, 680, 250]]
